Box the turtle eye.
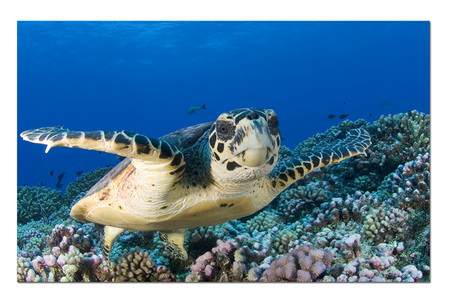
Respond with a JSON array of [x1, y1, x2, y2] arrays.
[[219, 125, 228, 134], [268, 115, 279, 136], [216, 120, 236, 141]]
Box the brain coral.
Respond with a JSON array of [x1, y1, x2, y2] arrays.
[[17, 186, 66, 224]]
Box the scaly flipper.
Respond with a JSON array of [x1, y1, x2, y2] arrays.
[[159, 229, 188, 260], [20, 126, 185, 167], [21, 127, 188, 235], [101, 225, 125, 261], [269, 128, 371, 192]]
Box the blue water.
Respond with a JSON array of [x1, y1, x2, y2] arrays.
[[17, 21, 430, 190]]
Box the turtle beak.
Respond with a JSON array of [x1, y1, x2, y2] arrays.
[[230, 117, 275, 167], [236, 147, 273, 167]]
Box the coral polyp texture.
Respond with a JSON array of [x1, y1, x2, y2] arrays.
[[17, 111, 430, 282]]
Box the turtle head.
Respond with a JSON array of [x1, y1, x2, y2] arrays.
[[208, 108, 281, 182]]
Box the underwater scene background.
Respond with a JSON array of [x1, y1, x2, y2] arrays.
[[17, 21, 430, 282]]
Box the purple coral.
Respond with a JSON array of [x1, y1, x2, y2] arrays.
[[260, 245, 334, 282]]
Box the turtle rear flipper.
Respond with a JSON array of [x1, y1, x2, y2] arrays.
[[20, 126, 184, 166], [159, 229, 188, 260], [101, 225, 125, 261]]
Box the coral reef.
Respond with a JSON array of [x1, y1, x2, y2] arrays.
[[114, 248, 177, 282], [246, 210, 281, 233], [277, 181, 331, 221], [260, 245, 334, 282], [185, 239, 266, 282], [17, 186, 66, 224], [330, 243, 424, 282], [17, 111, 431, 282]]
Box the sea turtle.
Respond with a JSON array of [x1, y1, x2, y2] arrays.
[[20, 108, 371, 260]]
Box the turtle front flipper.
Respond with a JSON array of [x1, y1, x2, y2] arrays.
[[268, 128, 371, 193], [20, 126, 185, 166]]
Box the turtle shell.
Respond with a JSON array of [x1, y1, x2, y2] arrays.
[[159, 121, 213, 150]]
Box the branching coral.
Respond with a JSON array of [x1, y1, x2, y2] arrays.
[[271, 229, 299, 255], [114, 248, 177, 282], [305, 191, 377, 231], [17, 111, 430, 282], [364, 110, 430, 177], [17, 186, 66, 224], [362, 205, 408, 245], [186, 224, 230, 257], [17, 223, 114, 282], [277, 181, 331, 221], [185, 239, 266, 282], [246, 210, 281, 233], [329, 243, 423, 282], [260, 245, 334, 282]]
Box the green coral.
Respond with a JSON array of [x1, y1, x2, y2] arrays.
[[187, 225, 228, 257], [367, 110, 430, 176], [362, 206, 408, 244], [271, 229, 299, 254], [17, 186, 66, 224], [246, 210, 281, 233]]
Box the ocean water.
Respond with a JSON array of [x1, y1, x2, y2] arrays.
[[17, 21, 429, 189], [16, 21, 431, 283]]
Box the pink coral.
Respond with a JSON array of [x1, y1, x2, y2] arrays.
[[260, 246, 334, 282]]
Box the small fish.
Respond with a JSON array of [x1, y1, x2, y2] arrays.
[[369, 114, 372, 117], [339, 114, 349, 119], [56, 172, 65, 188], [49, 170, 54, 176], [327, 114, 336, 119], [343, 102, 347, 104], [380, 101, 395, 108], [75, 170, 84, 176], [187, 104, 207, 115]]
